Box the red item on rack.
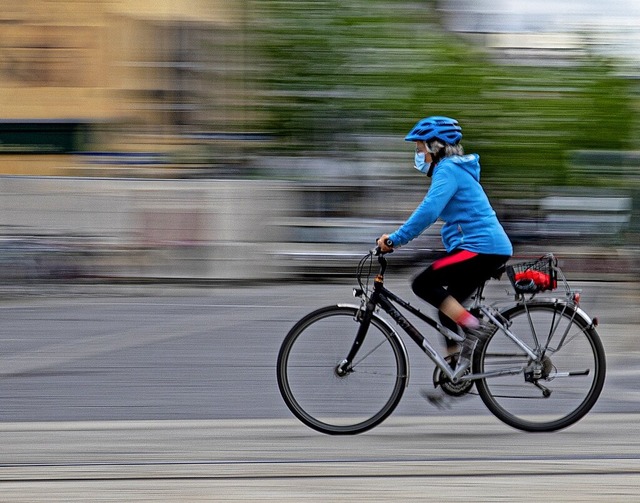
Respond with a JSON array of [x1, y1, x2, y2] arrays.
[[514, 270, 556, 290]]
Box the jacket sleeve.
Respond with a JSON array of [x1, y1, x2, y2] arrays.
[[388, 166, 458, 247]]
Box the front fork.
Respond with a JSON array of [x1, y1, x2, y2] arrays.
[[336, 284, 380, 376]]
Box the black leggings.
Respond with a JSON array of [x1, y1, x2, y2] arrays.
[[412, 249, 510, 348]]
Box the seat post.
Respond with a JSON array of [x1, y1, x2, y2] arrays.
[[470, 283, 486, 311]]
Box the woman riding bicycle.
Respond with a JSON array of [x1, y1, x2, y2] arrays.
[[377, 116, 512, 379]]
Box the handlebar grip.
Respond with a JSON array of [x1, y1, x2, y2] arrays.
[[374, 246, 393, 256], [374, 238, 394, 256]]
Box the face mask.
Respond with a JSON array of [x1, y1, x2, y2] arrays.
[[414, 151, 430, 174]]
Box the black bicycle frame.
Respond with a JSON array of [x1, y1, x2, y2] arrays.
[[342, 251, 581, 385], [344, 267, 464, 381]]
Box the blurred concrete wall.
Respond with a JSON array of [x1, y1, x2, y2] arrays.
[[0, 177, 294, 281], [0, 175, 638, 283]]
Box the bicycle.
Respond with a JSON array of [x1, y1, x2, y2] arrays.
[[276, 249, 606, 434]]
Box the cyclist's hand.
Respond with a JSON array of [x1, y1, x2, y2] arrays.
[[376, 234, 394, 253]]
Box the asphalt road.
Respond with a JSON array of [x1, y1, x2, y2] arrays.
[[0, 276, 639, 501]]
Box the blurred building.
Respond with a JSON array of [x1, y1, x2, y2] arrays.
[[440, 0, 640, 69], [0, 0, 247, 176]]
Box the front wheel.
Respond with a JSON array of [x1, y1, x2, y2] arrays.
[[475, 302, 606, 432], [277, 305, 408, 435]]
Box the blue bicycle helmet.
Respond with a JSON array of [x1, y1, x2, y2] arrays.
[[404, 116, 462, 144]]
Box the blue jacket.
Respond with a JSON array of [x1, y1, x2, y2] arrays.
[[388, 154, 513, 256]]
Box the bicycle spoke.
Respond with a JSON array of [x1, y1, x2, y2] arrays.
[[476, 302, 605, 432], [277, 306, 407, 435], [352, 338, 391, 369]]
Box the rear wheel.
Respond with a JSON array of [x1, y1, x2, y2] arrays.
[[475, 302, 605, 432], [277, 305, 408, 435]]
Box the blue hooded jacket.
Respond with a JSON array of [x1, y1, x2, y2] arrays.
[[388, 154, 512, 256]]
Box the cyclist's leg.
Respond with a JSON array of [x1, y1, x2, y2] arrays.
[[414, 252, 511, 397], [437, 311, 461, 354], [412, 250, 481, 324], [412, 260, 459, 353], [413, 251, 509, 347], [445, 253, 510, 308]]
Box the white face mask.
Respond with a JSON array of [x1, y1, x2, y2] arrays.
[[414, 151, 430, 174]]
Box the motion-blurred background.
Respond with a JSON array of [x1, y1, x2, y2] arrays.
[[0, 0, 639, 285]]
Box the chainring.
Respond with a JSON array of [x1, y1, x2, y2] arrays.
[[432, 354, 474, 397]]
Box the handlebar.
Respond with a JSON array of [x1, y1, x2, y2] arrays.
[[356, 246, 392, 292], [372, 247, 389, 275]]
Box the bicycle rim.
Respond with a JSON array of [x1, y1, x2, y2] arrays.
[[476, 302, 605, 432], [277, 306, 408, 435]]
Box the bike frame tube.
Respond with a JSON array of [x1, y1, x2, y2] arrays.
[[480, 306, 538, 361], [376, 293, 456, 379], [343, 251, 540, 382], [358, 281, 458, 380], [345, 283, 532, 382], [382, 287, 465, 342], [378, 285, 543, 381]]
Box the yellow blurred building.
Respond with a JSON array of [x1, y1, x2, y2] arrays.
[[0, 0, 245, 176]]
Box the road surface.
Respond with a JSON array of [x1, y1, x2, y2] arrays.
[[0, 277, 638, 501]]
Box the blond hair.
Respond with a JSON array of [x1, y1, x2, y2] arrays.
[[427, 139, 464, 159]]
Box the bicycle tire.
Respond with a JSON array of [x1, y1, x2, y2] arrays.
[[475, 302, 606, 432], [277, 305, 408, 435]]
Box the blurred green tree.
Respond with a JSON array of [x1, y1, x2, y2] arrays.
[[251, 0, 635, 185]]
